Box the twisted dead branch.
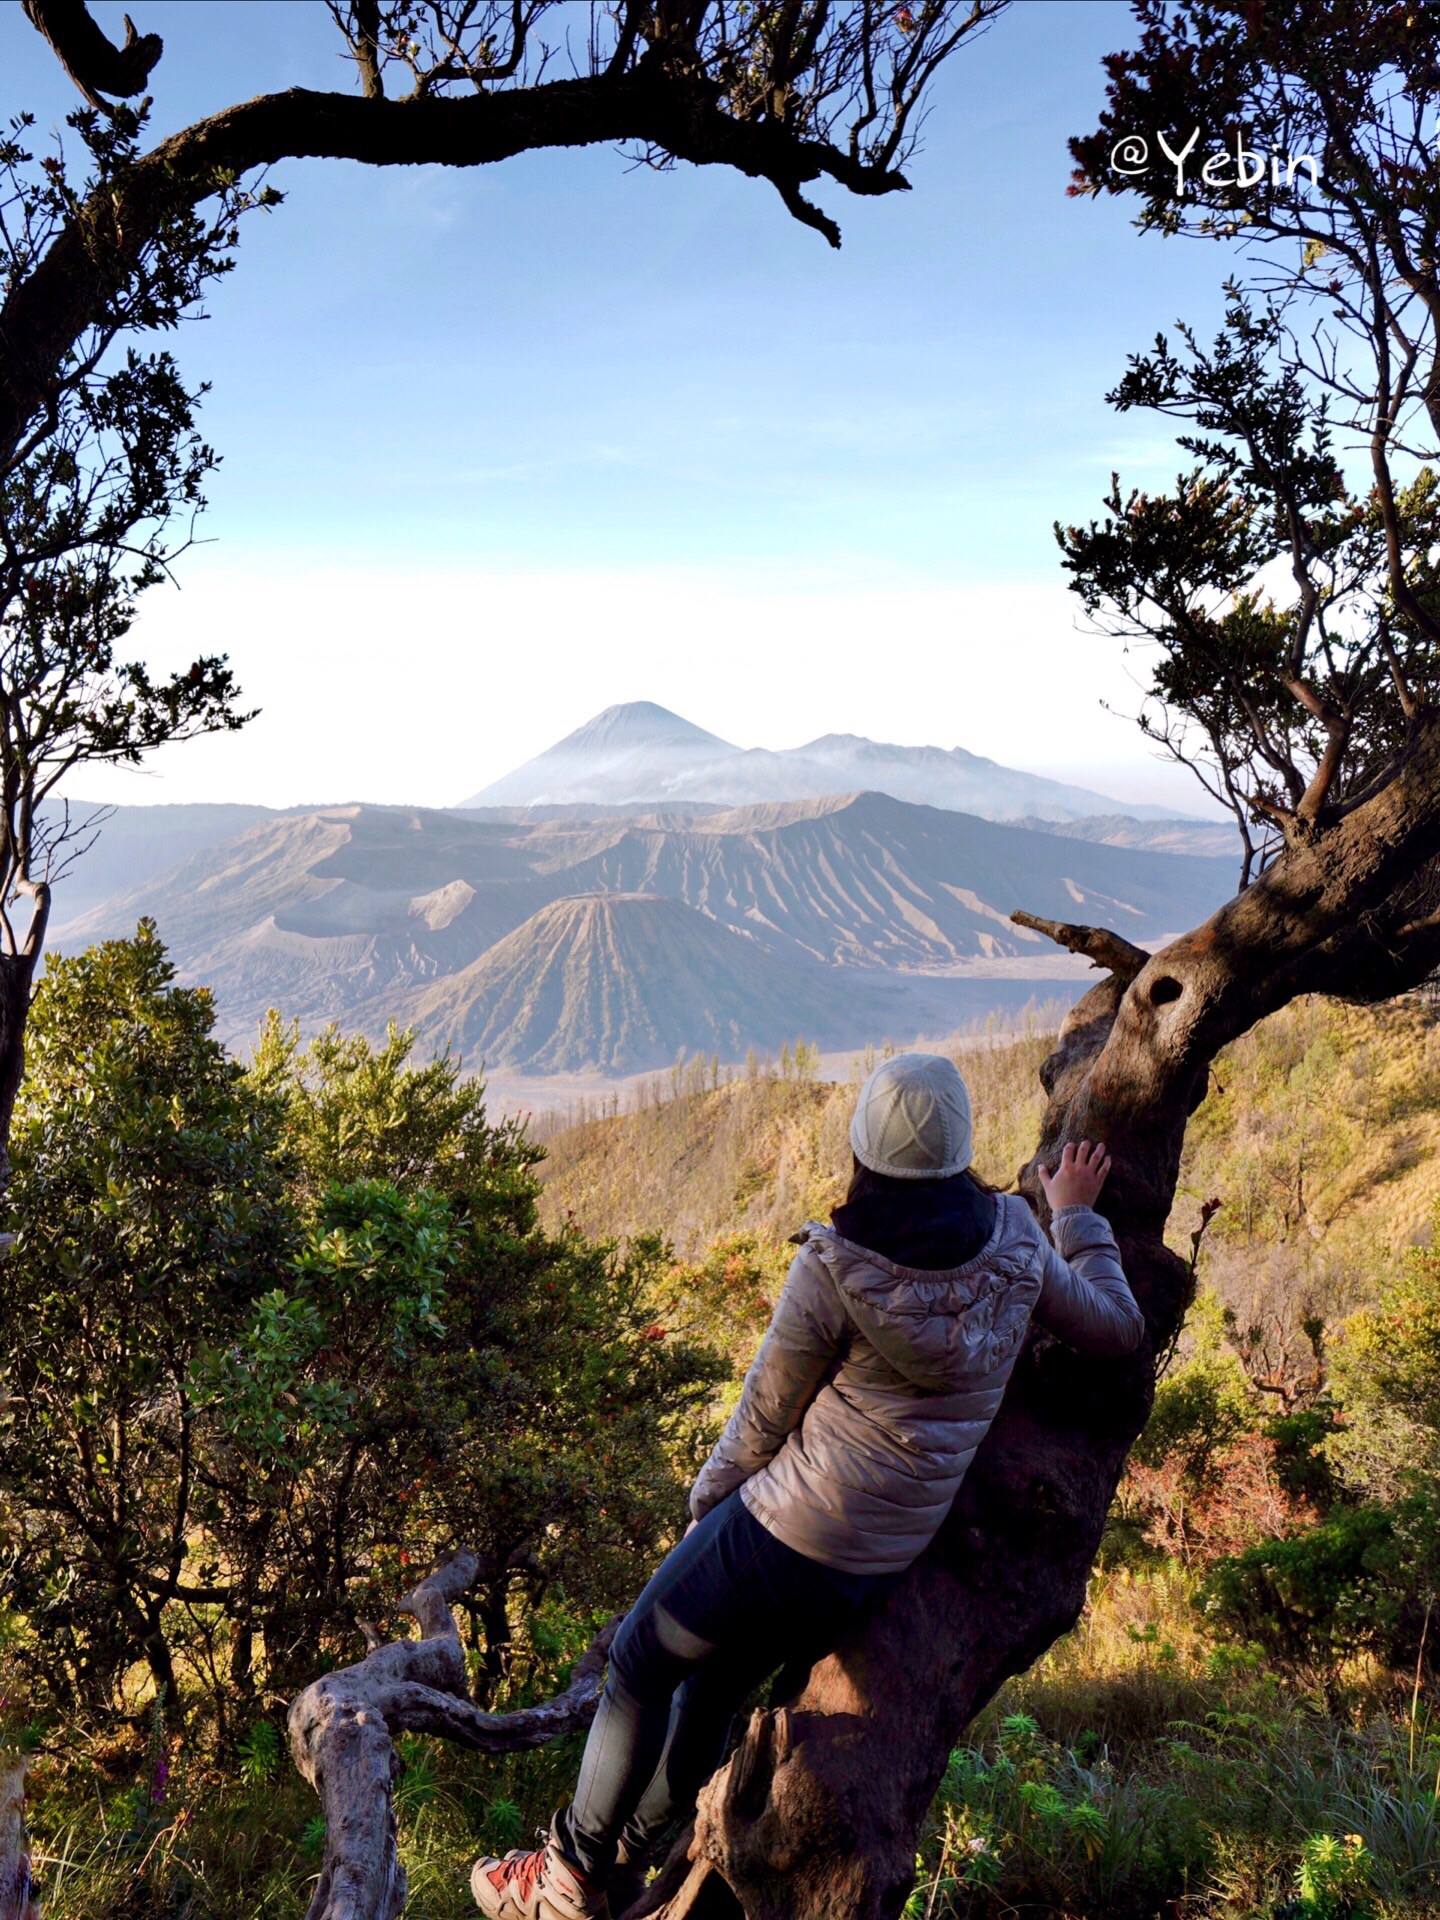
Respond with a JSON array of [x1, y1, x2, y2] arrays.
[[288, 1551, 617, 1920], [1009, 910, 1150, 982]]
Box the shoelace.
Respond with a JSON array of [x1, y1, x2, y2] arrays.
[[494, 1846, 547, 1901]]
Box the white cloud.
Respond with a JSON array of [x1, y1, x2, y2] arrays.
[[78, 552, 1216, 816]]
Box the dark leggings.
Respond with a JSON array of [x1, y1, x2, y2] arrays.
[[560, 1489, 892, 1881]]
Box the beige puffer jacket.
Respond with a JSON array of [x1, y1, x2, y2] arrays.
[[690, 1196, 1144, 1575]]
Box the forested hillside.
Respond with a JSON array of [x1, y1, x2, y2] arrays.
[[536, 1031, 1053, 1257]]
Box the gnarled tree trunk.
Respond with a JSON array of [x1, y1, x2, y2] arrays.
[[0, 941, 42, 1201], [633, 718, 1440, 1920], [0, 1757, 39, 1920], [288, 1552, 617, 1920]]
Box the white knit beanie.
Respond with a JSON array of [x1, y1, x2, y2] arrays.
[[849, 1052, 973, 1180]]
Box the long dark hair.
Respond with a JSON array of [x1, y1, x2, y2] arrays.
[[843, 1155, 998, 1206]]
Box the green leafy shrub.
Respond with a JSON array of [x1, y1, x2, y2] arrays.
[[1197, 1493, 1440, 1670], [1283, 1830, 1374, 1919], [907, 1709, 1213, 1918], [235, 1720, 281, 1785], [1141, 1365, 1251, 1478], [1267, 1405, 1346, 1507], [0, 928, 729, 1738], [0, 923, 295, 1714]]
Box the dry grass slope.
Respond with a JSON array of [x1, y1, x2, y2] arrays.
[[537, 1034, 1055, 1258], [538, 997, 1440, 1324]]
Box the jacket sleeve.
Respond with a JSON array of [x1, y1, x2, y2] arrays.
[[1031, 1204, 1145, 1356], [690, 1246, 850, 1522]]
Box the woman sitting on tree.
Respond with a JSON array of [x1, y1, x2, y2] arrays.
[[471, 1052, 1143, 1920]]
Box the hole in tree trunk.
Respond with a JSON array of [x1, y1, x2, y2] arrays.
[[1150, 976, 1183, 1005]]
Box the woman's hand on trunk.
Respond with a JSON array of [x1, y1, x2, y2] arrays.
[[1037, 1139, 1112, 1212]]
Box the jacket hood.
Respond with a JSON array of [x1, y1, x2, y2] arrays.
[[798, 1197, 1042, 1394]]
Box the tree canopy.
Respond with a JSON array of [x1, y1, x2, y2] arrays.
[[0, 926, 726, 1734], [1060, 1, 1440, 894]]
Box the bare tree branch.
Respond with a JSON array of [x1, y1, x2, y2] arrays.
[[288, 1550, 619, 1920], [1009, 910, 1150, 982], [19, 0, 163, 108], [4, 4, 1010, 469]]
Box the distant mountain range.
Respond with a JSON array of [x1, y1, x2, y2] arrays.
[[36, 701, 1240, 1076], [55, 791, 1238, 1074], [39, 700, 1231, 929], [392, 893, 926, 1073], [460, 701, 1199, 825]]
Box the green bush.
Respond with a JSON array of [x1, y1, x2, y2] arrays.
[[907, 1710, 1213, 1919], [0, 923, 295, 1714], [1267, 1405, 1346, 1508], [0, 927, 730, 1738], [1197, 1495, 1440, 1670], [1133, 1358, 1254, 1484]]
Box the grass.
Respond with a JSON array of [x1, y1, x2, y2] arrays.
[[19, 1564, 1438, 1918], [22, 1716, 594, 1920], [909, 1565, 1440, 1920]]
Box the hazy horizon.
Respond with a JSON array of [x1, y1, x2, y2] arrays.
[[59, 693, 1222, 821]]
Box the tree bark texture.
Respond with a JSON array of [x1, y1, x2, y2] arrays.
[[0, 950, 40, 1200], [18, 0, 162, 106], [287, 1552, 617, 1920], [0, 1759, 39, 1920]]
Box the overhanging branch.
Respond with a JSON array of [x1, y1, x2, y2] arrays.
[[0, 52, 914, 467]]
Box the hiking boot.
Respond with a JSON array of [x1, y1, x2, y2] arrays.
[[470, 1815, 609, 1920]]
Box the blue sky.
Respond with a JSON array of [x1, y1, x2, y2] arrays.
[[3, 0, 1241, 812]]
